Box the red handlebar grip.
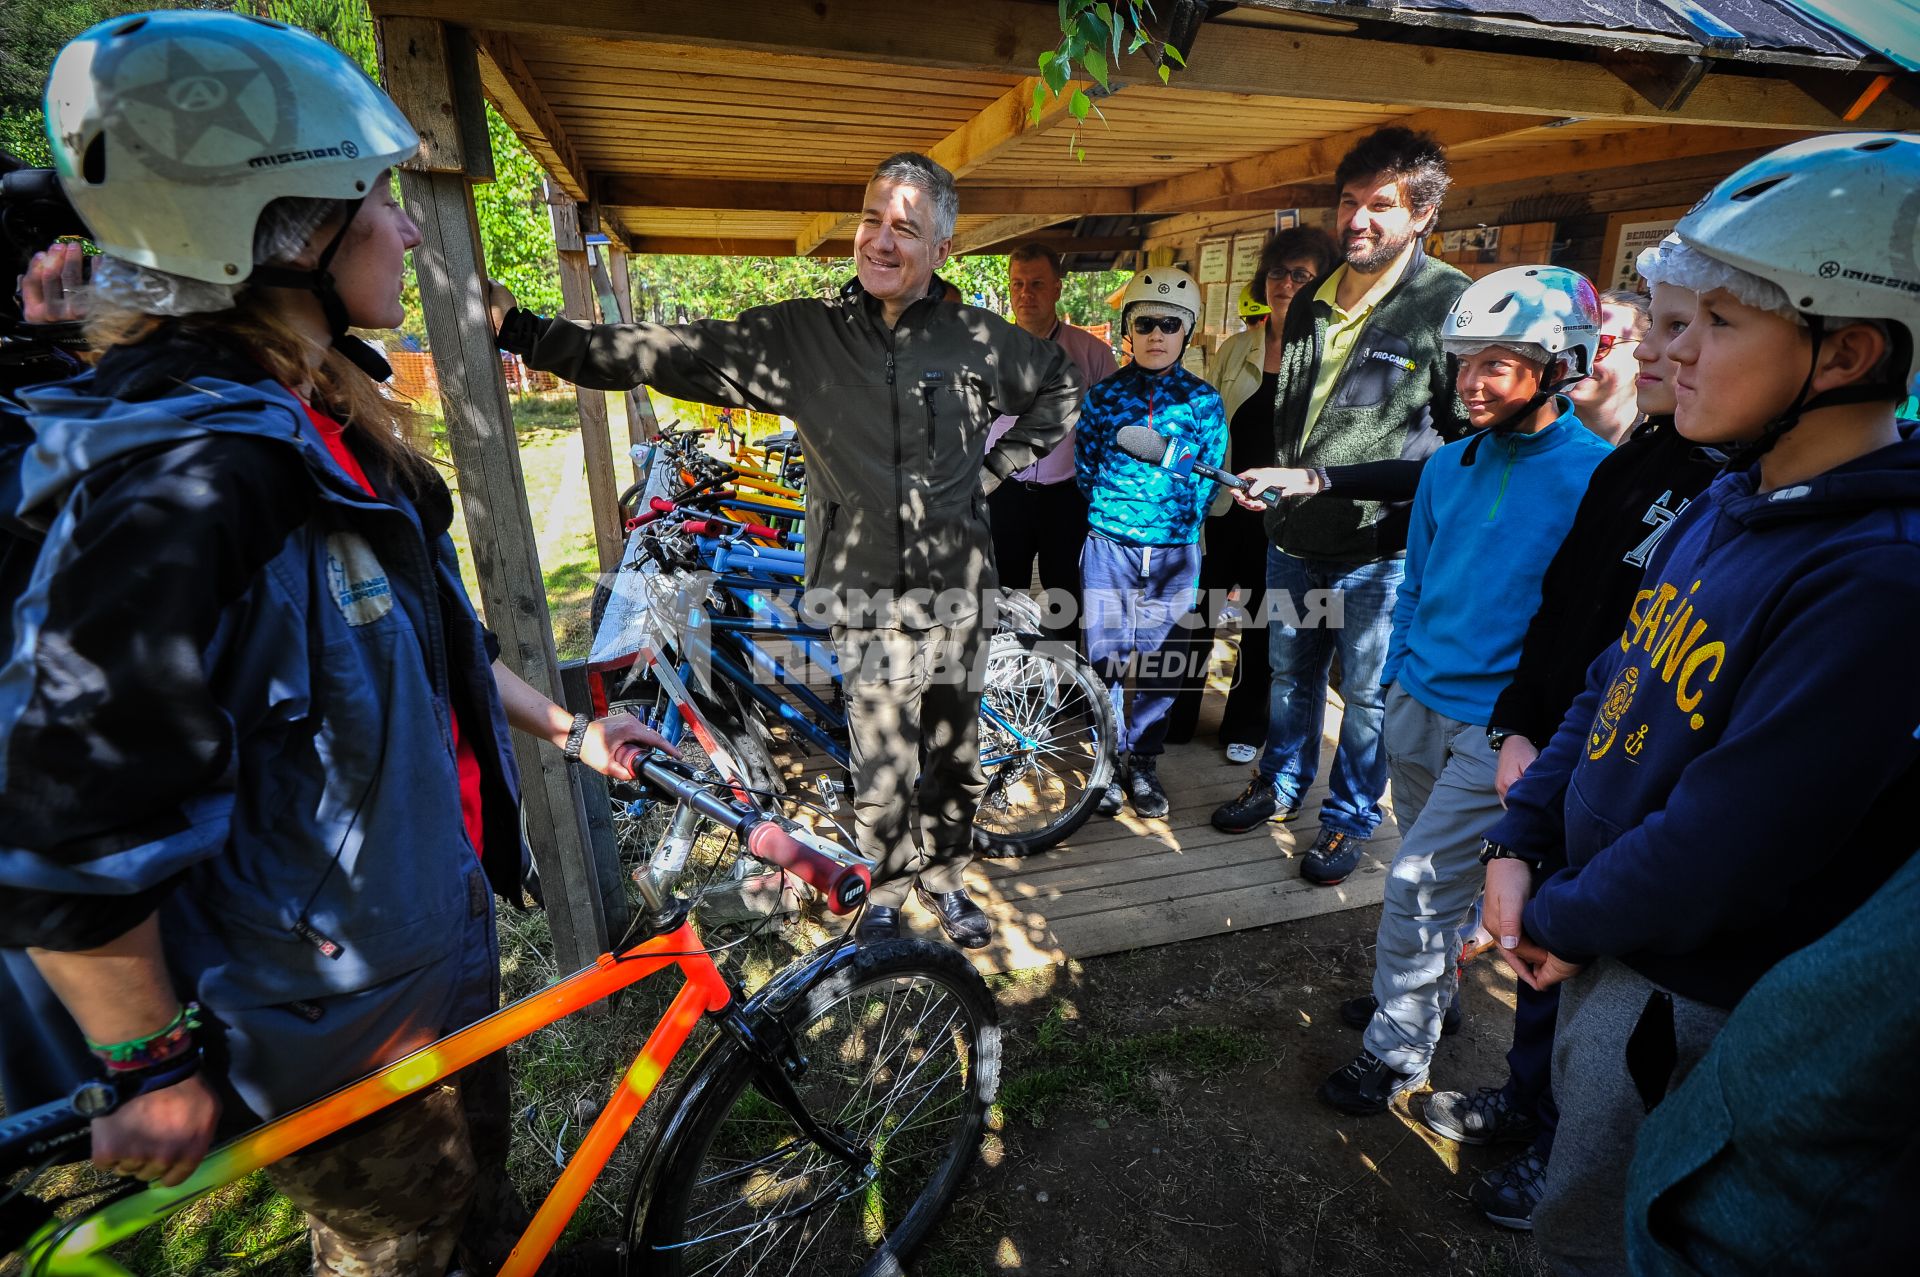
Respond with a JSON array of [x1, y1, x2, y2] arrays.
[[681, 519, 718, 536], [649, 496, 677, 514], [745, 823, 870, 914], [741, 521, 783, 541]]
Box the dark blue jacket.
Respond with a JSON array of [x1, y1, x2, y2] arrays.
[[1074, 361, 1226, 546], [0, 333, 523, 1117], [1487, 432, 1920, 1008]]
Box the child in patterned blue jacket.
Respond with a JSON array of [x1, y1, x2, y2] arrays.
[[1075, 266, 1228, 818]]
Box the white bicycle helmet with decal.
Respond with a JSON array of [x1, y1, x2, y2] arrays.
[[1120, 266, 1200, 324], [46, 10, 417, 373], [1669, 133, 1920, 456], [1440, 265, 1600, 443]]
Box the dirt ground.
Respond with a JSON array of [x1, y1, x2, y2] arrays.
[[918, 906, 1549, 1277]]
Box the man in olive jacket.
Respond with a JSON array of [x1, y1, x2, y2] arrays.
[[492, 153, 1082, 949], [1215, 128, 1471, 888]]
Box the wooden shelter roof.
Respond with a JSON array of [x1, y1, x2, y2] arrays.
[[369, 0, 1918, 267]]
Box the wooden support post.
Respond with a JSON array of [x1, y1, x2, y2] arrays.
[[605, 251, 657, 481], [382, 15, 607, 974], [400, 168, 607, 974], [549, 189, 626, 579]]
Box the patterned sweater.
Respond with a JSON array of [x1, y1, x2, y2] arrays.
[[1074, 361, 1227, 546]]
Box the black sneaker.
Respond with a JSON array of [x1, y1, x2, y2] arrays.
[[1096, 778, 1125, 816], [1210, 778, 1298, 833], [1300, 828, 1365, 884], [1424, 1085, 1538, 1146], [1338, 994, 1462, 1037], [1316, 1050, 1428, 1116], [1124, 753, 1170, 818], [1470, 1146, 1548, 1230]]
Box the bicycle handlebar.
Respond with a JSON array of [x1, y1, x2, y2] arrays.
[[622, 750, 871, 913], [682, 517, 786, 543]]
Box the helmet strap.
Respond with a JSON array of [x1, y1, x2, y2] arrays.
[[1459, 353, 1582, 464], [248, 203, 394, 382]]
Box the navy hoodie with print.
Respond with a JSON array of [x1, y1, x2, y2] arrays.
[[1486, 431, 1920, 1009]]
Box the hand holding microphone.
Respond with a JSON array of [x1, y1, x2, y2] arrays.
[[1114, 425, 1291, 510]]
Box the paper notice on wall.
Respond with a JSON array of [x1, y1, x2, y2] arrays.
[[1611, 218, 1679, 290], [1203, 282, 1229, 333], [1198, 238, 1230, 285], [1230, 232, 1264, 285]]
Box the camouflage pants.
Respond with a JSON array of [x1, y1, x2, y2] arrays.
[[267, 1080, 475, 1277]]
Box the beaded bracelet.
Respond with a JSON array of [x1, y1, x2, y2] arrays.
[[87, 1002, 203, 1073]]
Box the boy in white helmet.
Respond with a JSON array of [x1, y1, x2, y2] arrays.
[[1480, 133, 1920, 1276], [1074, 266, 1227, 818], [1317, 266, 1610, 1117]]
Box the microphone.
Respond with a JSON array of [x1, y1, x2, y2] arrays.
[[1114, 424, 1279, 508]]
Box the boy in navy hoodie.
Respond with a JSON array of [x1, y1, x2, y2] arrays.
[[1481, 133, 1920, 1276], [1318, 267, 1609, 1116]]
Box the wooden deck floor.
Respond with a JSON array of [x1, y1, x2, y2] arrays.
[[773, 633, 1400, 975], [963, 683, 1399, 974]]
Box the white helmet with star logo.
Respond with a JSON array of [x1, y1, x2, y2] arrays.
[[45, 9, 419, 286]]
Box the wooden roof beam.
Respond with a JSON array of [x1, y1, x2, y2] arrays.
[[1133, 109, 1554, 214], [472, 30, 589, 202], [790, 74, 1093, 254], [372, 0, 1920, 130], [600, 176, 1134, 216], [960, 232, 1142, 257], [949, 214, 1074, 255], [629, 235, 851, 257], [1445, 124, 1808, 190]]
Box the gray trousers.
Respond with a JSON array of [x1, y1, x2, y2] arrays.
[[832, 620, 988, 907], [1363, 683, 1503, 1075], [1535, 958, 1728, 1277]]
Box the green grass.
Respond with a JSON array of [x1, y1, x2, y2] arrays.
[[992, 1001, 1267, 1128]]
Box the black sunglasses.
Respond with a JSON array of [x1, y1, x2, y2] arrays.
[[1267, 267, 1316, 286], [1132, 315, 1186, 335]]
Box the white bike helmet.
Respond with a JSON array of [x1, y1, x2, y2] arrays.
[[1669, 132, 1920, 455], [1441, 265, 1600, 444], [46, 10, 418, 371], [1120, 266, 1200, 353]]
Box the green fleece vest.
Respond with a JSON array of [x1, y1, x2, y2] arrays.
[[1263, 247, 1470, 563]]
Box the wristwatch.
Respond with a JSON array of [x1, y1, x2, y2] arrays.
[[1486, 727, 1522, 753], [1478, 839, 1538, 867], [563, 712, 592, 762]]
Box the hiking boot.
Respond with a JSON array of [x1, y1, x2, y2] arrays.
[[1338, 994, 1462, 1037], [1316, 1050, 1428, 1116], [1470, 1147, 1549, 1230], [915, 885, 993, 950], [852, 904, 902, 944], [1096, 777, 1125, 817], [1124, 753, 1170, 818], [1210, 778, 1298, 833], [1424, 1085, 1539, 1146], [1300, 828, 1365, 884]]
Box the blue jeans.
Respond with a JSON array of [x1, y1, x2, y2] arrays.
[[1258, 548, 1402, 837]]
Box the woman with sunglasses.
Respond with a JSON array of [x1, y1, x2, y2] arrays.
[[1073, 267, 1227, 820], [1167, 228, 1336, 762]]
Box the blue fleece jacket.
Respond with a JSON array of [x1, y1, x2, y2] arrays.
[[1488, 431, 1920, 1008], [1074, 361, 1226, 546], [1382, 401, 1609, 723]]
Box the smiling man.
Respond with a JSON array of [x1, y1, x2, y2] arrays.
[[1213, 127, 1472, 890], [491, 152, 1083, 950]]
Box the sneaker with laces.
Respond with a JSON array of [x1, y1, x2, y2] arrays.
[[1470, 1146, 1548, 1230], [1124, 753, 1170, 817], [1316, 1050, 1428, 1116], [1338, 993, 1462, 1037], [1423, 1085, 1539, 1146], [1210, 778, 1298, 832], [1300, 828, 1365, 884], [1096, 778, 1125, 816]]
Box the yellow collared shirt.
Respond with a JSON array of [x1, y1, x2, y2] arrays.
[[1300, 250, 1414, 446]]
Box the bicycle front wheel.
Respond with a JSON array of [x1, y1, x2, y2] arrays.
[[972, 632, 1117, 857], [631, 940, 999, 1276]]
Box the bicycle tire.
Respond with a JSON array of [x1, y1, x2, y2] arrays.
[[628, 939, 999, 1276], [970, 631, 1117, 858]]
